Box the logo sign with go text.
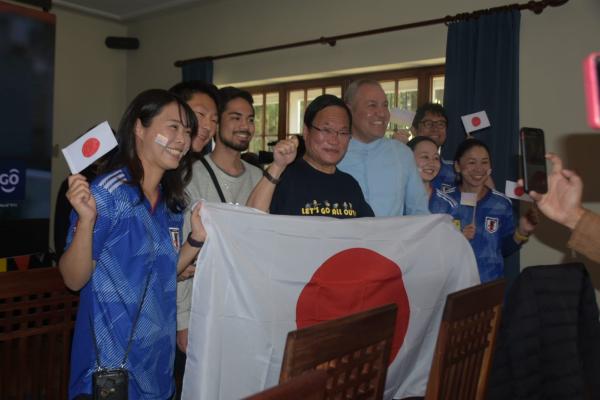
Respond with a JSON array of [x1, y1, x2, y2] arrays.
[[0, 161, 26, 201]]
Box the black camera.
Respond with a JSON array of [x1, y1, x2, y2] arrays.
[[92, 368, 128, 400]]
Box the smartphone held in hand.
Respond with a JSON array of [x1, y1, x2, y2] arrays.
[[520, 127, 548, 194]]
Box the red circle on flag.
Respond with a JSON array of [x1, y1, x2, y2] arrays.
[[82, 138, 100, 158], [471, 116, 481, 127], [514, 186, 525, 197], [296, 248, 409, 364]]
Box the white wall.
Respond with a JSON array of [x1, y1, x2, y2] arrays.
[[126, 0, 520, 94], [50, 7, 127, 250], [519, 0, 600, 281]]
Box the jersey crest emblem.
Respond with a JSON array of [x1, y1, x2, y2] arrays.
[[169, 227, 181, 251], [485, 217, 499, 233]]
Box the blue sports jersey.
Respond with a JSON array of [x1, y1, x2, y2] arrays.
[[430, 186, 517, 282], [66, 168, 181, 399], [431, 159, 456, 193], [429, 187, 458, 214]]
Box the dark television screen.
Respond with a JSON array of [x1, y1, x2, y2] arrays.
[[0, 2, 55, 257]]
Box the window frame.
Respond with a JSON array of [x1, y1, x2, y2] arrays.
[[245, 65, 444, 149]]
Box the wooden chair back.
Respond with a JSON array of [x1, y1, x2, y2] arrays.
[[279, 303, 397, 400], [0, 267, 79, 400], [244, 369, 327, 400], [424, 279, 505, 400]]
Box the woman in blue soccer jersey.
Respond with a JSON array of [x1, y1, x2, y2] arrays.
[[407, 136, 458, 213], [59, 89, 206, 399], [430, 138, 536, 282]]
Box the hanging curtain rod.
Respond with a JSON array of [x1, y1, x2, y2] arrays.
[[174, 0, 568, 67]]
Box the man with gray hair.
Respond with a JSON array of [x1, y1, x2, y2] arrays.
[[338, 79, 429, 216]]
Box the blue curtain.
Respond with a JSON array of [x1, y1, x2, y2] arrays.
[[442, 10, 521, 281], [182, 59, 214, 83]]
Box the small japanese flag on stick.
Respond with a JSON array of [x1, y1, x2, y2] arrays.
[[461, 111, 491, 134], [460, 192, 478, 224], [62, 121, 117, 174], [505, 180, 533, 202]]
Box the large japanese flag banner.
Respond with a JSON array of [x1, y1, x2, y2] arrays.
[[182, 202, 479, 400]]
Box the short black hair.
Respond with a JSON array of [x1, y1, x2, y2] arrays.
[[407, 136, 438, 152], [168, 80, 219, 110], [303, 94, 352, 130], [412, 102, 448, 130], [217, 86, 254, 121]]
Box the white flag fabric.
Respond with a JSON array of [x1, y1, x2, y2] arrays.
[[183, 203, 480, 400], [389, 108, 416, 126], [461, 110, 491, 134], [460, 192, 478, 207], [505, 180, 533, 202], [61, 121, 117, 174]]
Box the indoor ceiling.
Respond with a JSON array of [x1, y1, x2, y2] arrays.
[[52, 0, 211, 21]]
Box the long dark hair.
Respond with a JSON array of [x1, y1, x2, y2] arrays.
[[99, 89, 198, 213]]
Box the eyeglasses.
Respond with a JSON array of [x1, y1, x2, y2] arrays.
[[419, 120, 447, 129], [310, 125, 351, 139]]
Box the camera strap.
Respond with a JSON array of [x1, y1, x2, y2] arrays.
[[89, 271, 152, 370], [200, 156, 227, 203]]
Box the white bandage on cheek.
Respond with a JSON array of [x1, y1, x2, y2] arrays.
[[487, 169, 492, 176], [155, 134, 169, 147]]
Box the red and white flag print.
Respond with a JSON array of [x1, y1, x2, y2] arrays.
[[505, 180, 533, 202], [62, 121, 117, 174], [183, 203, 480, 400], [461, 110, 491, 134]]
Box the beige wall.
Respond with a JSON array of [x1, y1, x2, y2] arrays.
[[50, 7, 127, 250], [519, 0, 600, 280], [49, 0, 600, 280]]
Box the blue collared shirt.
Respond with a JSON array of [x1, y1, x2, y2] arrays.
[[338, 137, 429, 217]]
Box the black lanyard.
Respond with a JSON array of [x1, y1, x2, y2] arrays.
[[88, 267, 151, 370]]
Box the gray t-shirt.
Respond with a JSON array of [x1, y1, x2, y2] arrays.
[[177, 155, 262, 330]]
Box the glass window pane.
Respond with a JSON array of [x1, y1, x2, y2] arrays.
[[378, 81, 395, 137], [379, 81, 396, 107], [306, 88, 322, 106], [252, 94, 265, 136], [265, 92, 279, 137], [398, 79, 418, 112], [432, 76, 445, 105], [249, 137, 264, 154], [325, 86, 341, 97], [288, 90, 304, 134]]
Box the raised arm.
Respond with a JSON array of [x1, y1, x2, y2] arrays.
[[528, 153, 585, 229], [246, 137, 298, 212], [58, 174, 97, 291]]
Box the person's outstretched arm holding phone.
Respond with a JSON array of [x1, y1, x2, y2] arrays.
[[522, 153, 600, 263]]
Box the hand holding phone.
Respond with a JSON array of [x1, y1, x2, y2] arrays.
[[520, 127, 548, 194]]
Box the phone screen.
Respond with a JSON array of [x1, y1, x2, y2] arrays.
[[520, 127, 548, 194]]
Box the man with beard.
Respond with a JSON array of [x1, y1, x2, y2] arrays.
[[176, 86, 262, 354]]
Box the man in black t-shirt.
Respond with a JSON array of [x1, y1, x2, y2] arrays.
[[246, 94, 374, 218]]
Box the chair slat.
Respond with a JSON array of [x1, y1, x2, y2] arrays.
[[425, 279, 505, 400], [280, 303, 397, 400]]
